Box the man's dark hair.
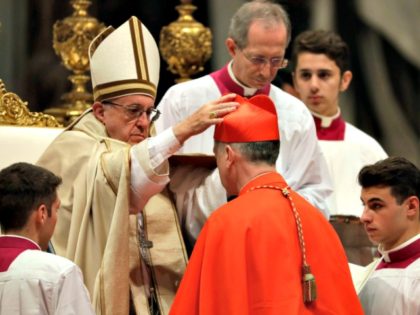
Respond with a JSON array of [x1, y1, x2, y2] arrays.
[[215, 140, 280, 166], [0, 162, 62, 231], [358, 157, 420, 204], [291, 30, 350, 73]]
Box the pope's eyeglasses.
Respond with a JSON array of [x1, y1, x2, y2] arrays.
[[102, 101, 161, 122]]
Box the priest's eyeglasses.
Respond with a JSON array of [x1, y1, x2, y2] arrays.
[[241, 50, 288, 70], [102, 101, 161, 122]]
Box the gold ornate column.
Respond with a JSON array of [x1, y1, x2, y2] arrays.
[[45, 0, 105, 125], [159, 0, 212, 83]]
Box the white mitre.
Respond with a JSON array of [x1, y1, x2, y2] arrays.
[[89, 16, 160, 102]]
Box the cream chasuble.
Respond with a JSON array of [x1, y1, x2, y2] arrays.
[[37, 110, 187, 315]]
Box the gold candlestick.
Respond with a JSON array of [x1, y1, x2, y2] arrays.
[[159, 0, 212, 83], [45, 0, 105, 125]]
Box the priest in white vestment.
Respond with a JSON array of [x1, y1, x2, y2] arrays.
[[292, 30, 388, 265], [155, 2, 333, 247], [358, 157, 420, 315], [0, 163, 94, 315]]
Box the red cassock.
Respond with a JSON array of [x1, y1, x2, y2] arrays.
[[170, 172, 363, 315]]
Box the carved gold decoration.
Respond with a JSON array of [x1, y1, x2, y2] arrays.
[[0, 80, 62, 127], [160, 0, 212, 83], [45, 0, 105, 125]]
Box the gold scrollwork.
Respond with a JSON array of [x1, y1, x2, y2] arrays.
[[0, 80, 62, 127]]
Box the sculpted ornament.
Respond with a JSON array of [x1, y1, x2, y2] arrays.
[[0, 80, 61, 127], [160, 0, 212, 82]]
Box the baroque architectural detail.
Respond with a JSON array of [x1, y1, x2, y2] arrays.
[[45, 0, 105, 125], [0, 80, 62, 127], [160, 0, 212, 83]]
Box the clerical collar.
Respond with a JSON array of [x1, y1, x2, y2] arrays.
[[0, 234, 41, 250], [227, 61, 258, 97], [311, 108, 341, 128], [378, 233, 420, 263]]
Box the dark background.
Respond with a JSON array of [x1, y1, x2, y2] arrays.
[[2, 0, 419, 162]]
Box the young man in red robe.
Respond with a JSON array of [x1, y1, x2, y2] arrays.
[[170, 95, 363, 314]]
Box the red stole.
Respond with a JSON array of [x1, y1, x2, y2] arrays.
[[377, 238, 420, 270], [313, 115, 346, 140], [210, 64, 270, 96], [0, 236, 39, 271]]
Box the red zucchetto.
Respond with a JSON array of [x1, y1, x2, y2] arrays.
[[214, 94, 279, 142]]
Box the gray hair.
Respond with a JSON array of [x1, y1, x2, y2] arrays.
[[228, 0, 292, 49], [215, 141, 280, 165]]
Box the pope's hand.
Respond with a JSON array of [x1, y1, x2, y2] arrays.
[[173, 93, 239, 144]]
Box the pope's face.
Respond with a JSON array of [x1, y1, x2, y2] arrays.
[[230, 20, 288, 89], [360, 186, 412, 250], [293, 52, 350, 117], [96, 94, 155, 145]]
